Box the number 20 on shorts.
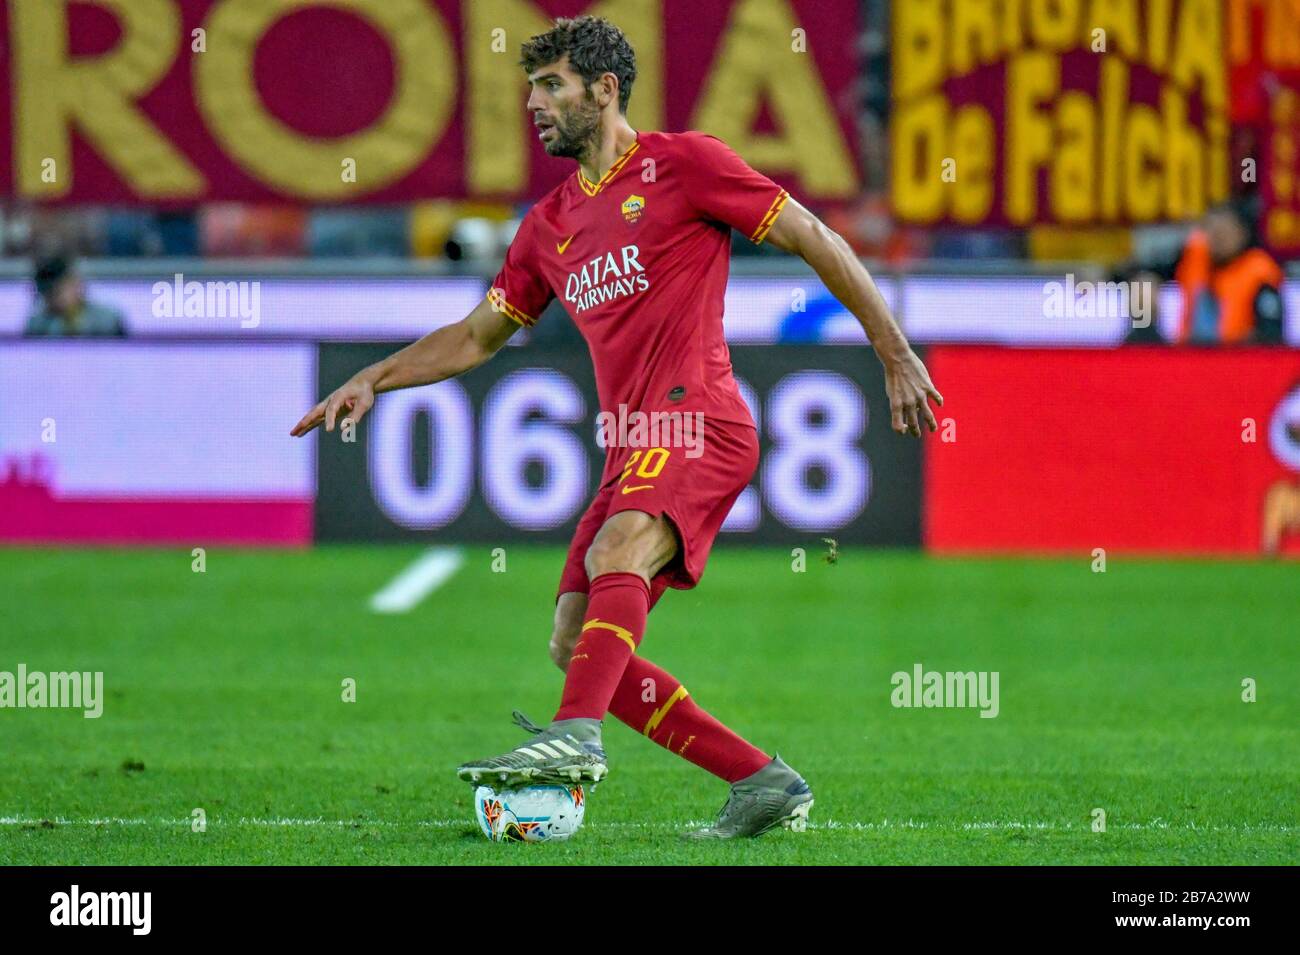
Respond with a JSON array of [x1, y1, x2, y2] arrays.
[[620, 447, 670, 484]]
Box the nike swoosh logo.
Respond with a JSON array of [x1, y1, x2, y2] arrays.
[[621, 484, 654, 495], [556, 234, 575, 254]]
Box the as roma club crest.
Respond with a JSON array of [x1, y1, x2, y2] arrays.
[[621, 194, 646, 224]]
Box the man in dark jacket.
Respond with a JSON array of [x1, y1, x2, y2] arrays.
[[24, 255, 126, 337]]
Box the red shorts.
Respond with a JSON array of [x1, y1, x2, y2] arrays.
[[557, 417, 760, 606]]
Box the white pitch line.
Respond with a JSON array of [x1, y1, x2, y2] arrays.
[[1, 816, 1294, 833], [369, 547, 464, 614]]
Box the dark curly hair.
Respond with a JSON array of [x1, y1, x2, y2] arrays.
[[520, 16, 636, 113]]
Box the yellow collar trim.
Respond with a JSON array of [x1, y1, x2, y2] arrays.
[[577, 140, 641, 197]]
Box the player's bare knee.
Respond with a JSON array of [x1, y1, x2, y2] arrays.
[[583, 536, 637, 579], [584, 512, 674, 580]]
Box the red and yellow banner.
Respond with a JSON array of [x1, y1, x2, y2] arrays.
[[891, 0, 1231, 227], [1261, 82, 1300, 255], [0, 0, 861, 205], [1228, 0, 1300, 255], [1227, 0, 1300, 125]]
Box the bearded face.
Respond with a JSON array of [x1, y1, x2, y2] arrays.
[[535, 87, 602, 161]]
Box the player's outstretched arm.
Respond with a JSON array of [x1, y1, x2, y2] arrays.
[[764, 199, 943, 437], [290, 297, 520, 437]]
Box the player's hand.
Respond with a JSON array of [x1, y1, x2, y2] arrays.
[[291, 376, 376, 437], [882, 350, 943, 437]]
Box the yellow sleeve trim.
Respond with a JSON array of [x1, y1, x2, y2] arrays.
[[750, 189, 790, 244], [487, 288, 536, 327]]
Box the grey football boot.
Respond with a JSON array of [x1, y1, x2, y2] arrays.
[[457, 710, 608, 786], [684, 754, 813, 839]]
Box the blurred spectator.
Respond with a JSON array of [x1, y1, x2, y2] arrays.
[[155, 211, 201, 257], [929, 227, 1026, 262], [103, 209, 161, 257], [1123, 198, 1285, 345], [1177, 200, 1285, 344], [441, 204, 517, 262], [444, 217, 502, 261], [102, 209, 200, 257], [24, 254, 126, 337], [822, 193, 925, 264], [200, 205, 308, 257], [308, 207, 409, 257]]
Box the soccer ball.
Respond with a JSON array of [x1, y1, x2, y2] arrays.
[[473, 783, 586, 843]]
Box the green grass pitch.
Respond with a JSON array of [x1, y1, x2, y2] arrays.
[[1, 545, 1296, 865]]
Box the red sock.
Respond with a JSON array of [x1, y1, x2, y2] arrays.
[[553, 572, 649, 722], [608, 656, 771, 783]]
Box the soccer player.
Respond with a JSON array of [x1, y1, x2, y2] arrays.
[[292, 16, 942, 839]]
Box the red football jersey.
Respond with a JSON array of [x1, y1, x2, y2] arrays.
[[488, 130, 788, 486]]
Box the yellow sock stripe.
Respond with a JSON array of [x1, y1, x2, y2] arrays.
[[642, 684, 690, 737], [486, 288, 535, 327], [750, 189, 789, 244], [580, 617, 636, 653], [577, 142, 641, 197]]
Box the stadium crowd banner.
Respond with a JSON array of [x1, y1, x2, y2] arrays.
[[890, 0, 1231, 226], [0, 341, 316, 545], [1226, 0, 1300, 257], [1261, 81, 1300, 257], [1226, 0, 1300, 126], [924, 346, 1300, 558], [315, 343, 922, 546], [0, 0, 860, 204]]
